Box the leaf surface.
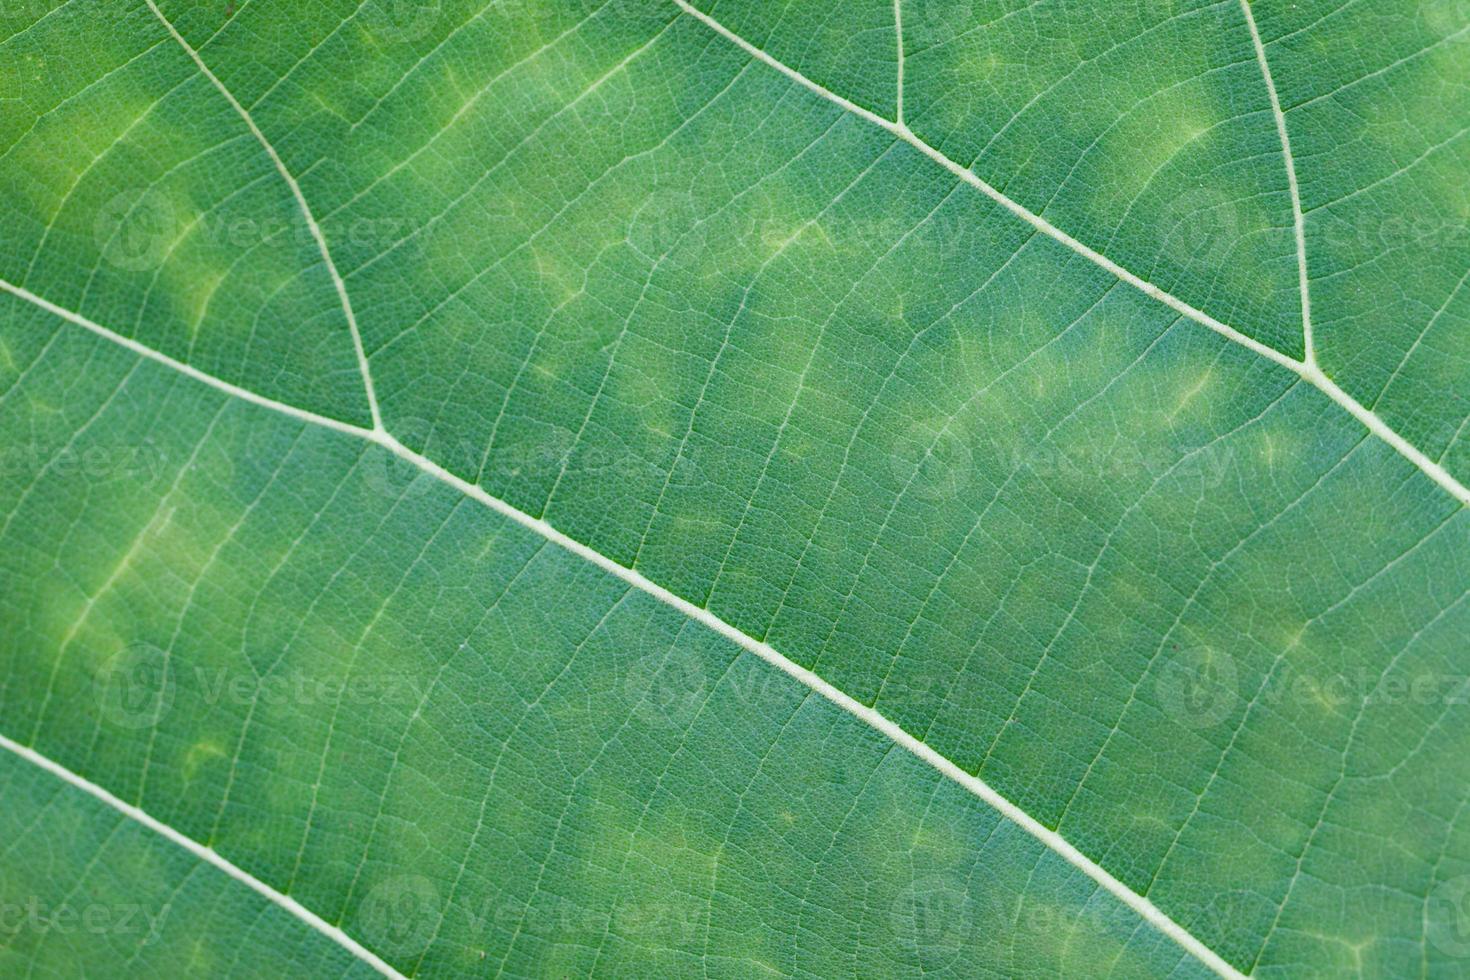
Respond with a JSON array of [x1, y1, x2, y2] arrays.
[[1, 0, 1468, 976]]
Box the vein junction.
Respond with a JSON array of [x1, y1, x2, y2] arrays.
[[0, 273, 1247, 979], [671, 0, 1468, 509], [2, 3, 1467, 978], [1237, 0, 1315, 367]]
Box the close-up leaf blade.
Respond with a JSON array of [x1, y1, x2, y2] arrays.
[[2, 0, 1468, 977]]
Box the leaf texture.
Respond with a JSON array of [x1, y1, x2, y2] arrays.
[[1, 0, 1468, 976]]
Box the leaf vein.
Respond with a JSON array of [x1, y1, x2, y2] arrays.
[[0, 275, 1245, 978], [668, 0, 1469, 509], [143, 0, 383, 430]]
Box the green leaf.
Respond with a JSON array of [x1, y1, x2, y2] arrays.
[[1, 0, 1467, 976]]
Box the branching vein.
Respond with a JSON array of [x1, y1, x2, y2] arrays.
[[4, 5, 1468, 978], [1239, 0, 1315, 365], [669, 0, 1469, 509], [142, 0, 384, 432], [0, 274, 1247, 980]]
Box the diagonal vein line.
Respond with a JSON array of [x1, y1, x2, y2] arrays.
[[2, 7, 1463, 971], [0, 275, 1246, 979], [141, 0, 384, 432], [893, 0, 905, 125], [2, 280, 369, 439], [0, 731, 407, 980], [1239, 0, 1314, 365], [668, 0, 1470, 511], [668, 0, 1299, 373]]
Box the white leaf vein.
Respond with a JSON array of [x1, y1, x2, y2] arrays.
[[0, 731, 407, 980], [669, 0, 1469, 509], [5, 4, 1469, 977], [141, 0, 384, 432], [1238, 0, 1315, 365], [0, 274, 1244, 979]]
